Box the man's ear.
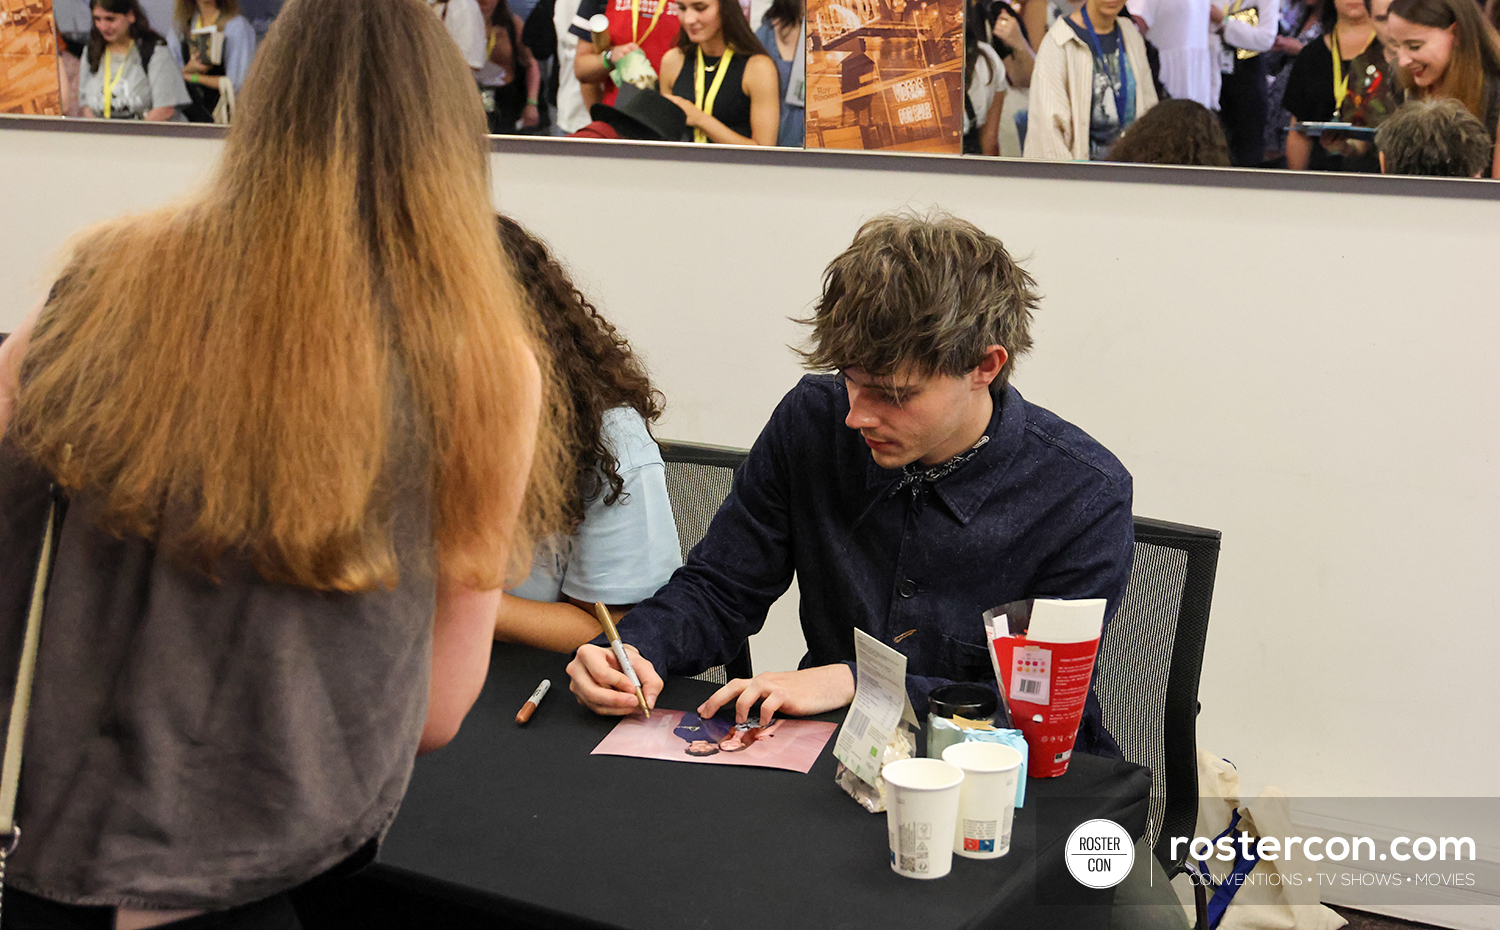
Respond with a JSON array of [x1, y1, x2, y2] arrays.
[[972, 345, 1009, 389]]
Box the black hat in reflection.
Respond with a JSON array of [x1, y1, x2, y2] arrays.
[[588, 85, 688, 142]]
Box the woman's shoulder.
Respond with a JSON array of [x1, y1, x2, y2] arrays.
[[742, 51, 777, 79], [1287, 34, 1331, 76], [1295, 33, 1332, 62], [975, 40, 1002, 69], [660, 45, 685, 77], [224, 15, 256, 39], [1039, 14, 1080, 51], [142, 38, 175, 73], [1047, 14, 1079, 38], [600, 406, 663, 471]]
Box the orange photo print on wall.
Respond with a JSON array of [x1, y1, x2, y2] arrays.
[[1, 0, 61, 115], [805, 0, 963, 153]]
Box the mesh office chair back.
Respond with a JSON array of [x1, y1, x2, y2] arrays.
[[657, 440, 753, 683], [1094, 516, 1221, 873]]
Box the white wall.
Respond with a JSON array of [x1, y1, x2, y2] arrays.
[[3, 121, 1498, 921]]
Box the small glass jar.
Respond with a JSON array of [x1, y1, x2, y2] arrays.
[[926, 683, 999, 759]]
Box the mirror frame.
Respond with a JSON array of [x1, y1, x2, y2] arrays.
[[3, 111, 1499, 202]]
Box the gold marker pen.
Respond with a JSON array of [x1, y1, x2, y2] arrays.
[[593, 602, 651, 718]]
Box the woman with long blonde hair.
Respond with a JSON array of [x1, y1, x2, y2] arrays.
[[168, 0, 257, 122], [0, 0, 562, 925]]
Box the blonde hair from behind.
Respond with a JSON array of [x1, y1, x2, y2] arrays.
[[12, 0, 567, 593]]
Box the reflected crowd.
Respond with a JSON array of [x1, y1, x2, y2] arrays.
[[45, 0, 1500, 176]]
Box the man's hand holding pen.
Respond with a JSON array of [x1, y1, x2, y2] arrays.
[[567, 643, 664, 715]]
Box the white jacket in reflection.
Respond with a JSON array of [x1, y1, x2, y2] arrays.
[[1209, 0, 1280, 97]]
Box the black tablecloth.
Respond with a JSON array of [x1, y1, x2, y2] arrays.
[[372, 644, 1152, 930]]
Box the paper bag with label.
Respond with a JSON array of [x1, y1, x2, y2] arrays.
[[982, 598, 1104, 778], [833, 629, 919, 812]]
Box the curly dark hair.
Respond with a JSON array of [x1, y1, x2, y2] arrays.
[[1109, 99, 1232, 167], [496, 215, 664, 533]]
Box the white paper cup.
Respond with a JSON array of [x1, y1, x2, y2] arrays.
[[882, 758, 965, 879], [941, 741, 1024, 859]]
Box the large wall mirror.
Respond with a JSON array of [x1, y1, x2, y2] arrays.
[[4, 0, 1498, 179]]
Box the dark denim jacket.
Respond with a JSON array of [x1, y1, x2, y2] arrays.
[[616, 375, 1134, 756]]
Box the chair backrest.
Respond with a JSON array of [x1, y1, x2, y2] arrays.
[[656, 440, 753, 682], [1093, 516, 1221, 872]]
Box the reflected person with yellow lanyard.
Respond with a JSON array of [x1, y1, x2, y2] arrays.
[[1281, 0, 1398, 170], [657, 0, 780, 144], [1211, 0, 1281, 164], [79, 0, 190, 122], [570, 0, 684, 107]]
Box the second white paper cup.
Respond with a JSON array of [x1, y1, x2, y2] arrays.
[[941, 741, 1024, 859], [882, 758, 965, 879]]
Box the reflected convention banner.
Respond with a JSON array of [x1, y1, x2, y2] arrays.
[[0, 0, 61, 115], [805, 0, 962, 154]]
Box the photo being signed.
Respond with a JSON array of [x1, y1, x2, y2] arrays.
[[591, 709, 836, 773]]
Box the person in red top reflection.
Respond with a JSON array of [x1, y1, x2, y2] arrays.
[[570, 0, 683, 106]]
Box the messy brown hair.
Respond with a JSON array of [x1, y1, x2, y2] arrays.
[[796, 210, 1037, 394], [1375, 96, 1493, 174], [13, 0, 565, 593], [496, 215, 664, 534], [1109, 99, 1232, 167]]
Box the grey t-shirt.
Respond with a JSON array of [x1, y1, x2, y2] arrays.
[[0, 431, 436, 907], [78, 41, 191, 119]]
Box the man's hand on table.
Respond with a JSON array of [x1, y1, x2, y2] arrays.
[[566, 643, 664, 715], [698, 664, 856, 726]]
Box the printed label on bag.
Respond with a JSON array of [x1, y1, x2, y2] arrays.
[[1010, 645, 1051, 705]]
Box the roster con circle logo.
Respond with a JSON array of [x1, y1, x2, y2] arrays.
[[1065, 819, 1135, 889]]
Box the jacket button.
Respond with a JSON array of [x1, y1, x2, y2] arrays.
[[898, 579, 916, 598]]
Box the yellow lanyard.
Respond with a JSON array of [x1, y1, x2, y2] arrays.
[[629, 0, 667, 45], [1330, 29, 1350, 109], [693, 46, 733, 143], [101, 51, 126, 119]]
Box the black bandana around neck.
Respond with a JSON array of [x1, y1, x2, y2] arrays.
[[891, 435, 990, 497]]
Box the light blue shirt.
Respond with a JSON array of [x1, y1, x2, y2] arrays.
[[510, 407, 682, 605]]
